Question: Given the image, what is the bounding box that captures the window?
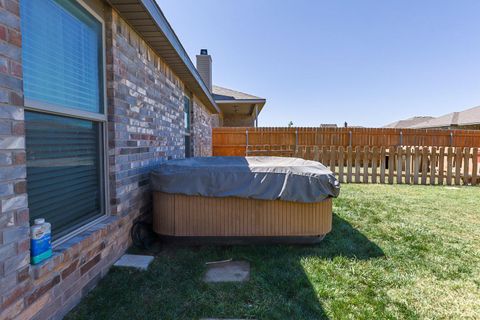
[21,0,104,114]
[184,96,191,131]
[184,96,192,157]
[25,112,103,237]
[21,0,106,239]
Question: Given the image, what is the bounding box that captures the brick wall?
[0,2,216,319]
[0,0,30,318]
[1,215,133,320]
[107,9,215,215]
[192,97,215,157]
[211,113,223,128]
[107,9,188,218]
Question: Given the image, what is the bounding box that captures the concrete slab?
[114,254,154,270]
[203,261,250,283]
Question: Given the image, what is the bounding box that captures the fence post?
[295,129,298,148]
[347,146,353,183]
[246,128,249,155]
[399,131,403,146]
[349,131,352,147]
[450,132,453,147]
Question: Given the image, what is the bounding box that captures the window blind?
[21,0,103,113]
[25,112,102,238]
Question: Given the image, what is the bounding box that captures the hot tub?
[151,157,340,244]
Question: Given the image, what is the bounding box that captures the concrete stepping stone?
[203,260,250,283]
[114,254,154,270]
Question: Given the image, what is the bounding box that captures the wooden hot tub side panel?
[153,192,332,237]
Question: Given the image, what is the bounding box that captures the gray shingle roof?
[410,105,480,128]
[383,116,434,128]
[212,85,265,101]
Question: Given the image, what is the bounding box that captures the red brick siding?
[0,0,29,318]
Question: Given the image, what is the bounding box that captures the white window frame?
[23,0,110,246]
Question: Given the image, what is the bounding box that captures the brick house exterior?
[0,1,221,319]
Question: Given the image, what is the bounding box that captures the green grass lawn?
[66,185,480,320]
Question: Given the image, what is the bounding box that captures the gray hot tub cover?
[151,156,340,203]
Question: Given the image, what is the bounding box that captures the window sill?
[53,215,109,248]
[31,215,118,280]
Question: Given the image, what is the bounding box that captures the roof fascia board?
[140,0,220,113]
[215,99,266,104]
[110,0,220,113]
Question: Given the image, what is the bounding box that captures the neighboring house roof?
[212,86,264,101]
[383,116,435,128]
[212,85,266,116]
[108,0,220,114]
[410,105,480,128]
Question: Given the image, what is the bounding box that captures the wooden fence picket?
[363,146,369,183]
[321,146,328,166]
[305,146,311,160]
[313,146,319,161]
[330,147,336,174]
[338,146,345,183]
[413,147,420,185]
[430,146,437,185]
[421,147,428,185]
[242,143,478,186]
[455,147,462,185]
[472,148,478,186]
[388,147,395,184]
[463,147,470,186]
[446,147,453,186]
[397,147,403,184]
[438,147,445,185]
[294,145,301,158]
[405,147,411,184]
[372,146,378,183]
[355,146,361,183]
[380,147,386,184]
[347,146,353,183]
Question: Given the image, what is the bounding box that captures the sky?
[157,0,480,127]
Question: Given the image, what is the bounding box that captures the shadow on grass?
[318,214,385,260]
[66,214,384,320]
[229,214,385,319]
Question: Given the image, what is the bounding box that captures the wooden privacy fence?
[247,145,479,186]
[213,127,480,156]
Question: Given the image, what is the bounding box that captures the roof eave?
[214,99,266,104]
[107,0,221,114]
[215,99,266,116]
